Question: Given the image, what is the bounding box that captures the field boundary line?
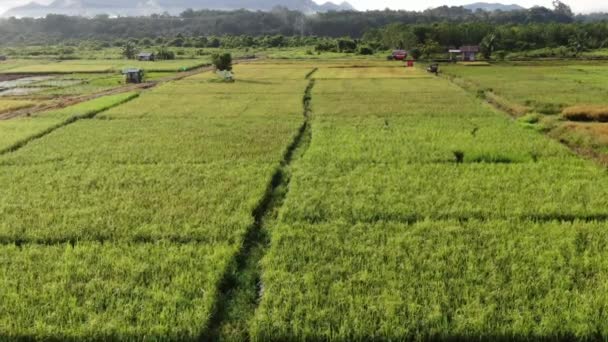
[0,93,140,156]
[305,67,318,79]
[203,72,316,341]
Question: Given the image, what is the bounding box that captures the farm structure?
[391,50,408,60]
[137,52,155,61]
[449,46,480,61]
[123,68,144,83]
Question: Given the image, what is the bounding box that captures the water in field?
[0,87,46,96]
[0,76,54,89]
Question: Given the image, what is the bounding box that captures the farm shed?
[137,52,155,61]
[460,46,480,61]
[123,68,144,84]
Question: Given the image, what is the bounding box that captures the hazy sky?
[0,0,605,14]
[334,0,606,13]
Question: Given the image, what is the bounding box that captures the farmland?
[246,64,608,340]
[0,62,310,338]
[442,62,608,162]
[0,58,209,74]
[1,58,608,340]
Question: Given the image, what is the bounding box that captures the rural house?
[137,52,155,61]
[391,50,407,60]
[123,68,144,83]
[449,46,480,61]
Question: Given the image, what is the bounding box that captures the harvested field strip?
[562,105,608,122]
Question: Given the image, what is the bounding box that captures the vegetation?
[0,92,138,154]
[0,99,34,113]
[0,63,311,338]
[2,50,608,340]
[251,62,608,340]
[442,61,608,160]
[212,53,233,71]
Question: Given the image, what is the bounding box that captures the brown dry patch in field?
[563,122,608,145]
[562,105,608,122]
[550,122,608,166]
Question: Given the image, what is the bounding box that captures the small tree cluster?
[212,53,233,71]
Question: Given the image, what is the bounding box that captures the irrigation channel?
[205,69,317,341]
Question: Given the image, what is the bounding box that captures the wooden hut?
[123,68,144,83]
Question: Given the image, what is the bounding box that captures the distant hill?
[463,2,526,12]
[3,0,356,17]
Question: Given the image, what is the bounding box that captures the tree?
[212,53,232,71]
[156,47,175,60]
[421,40,442,59]
[480,33,497,59]
[337,38,357,53]
[409,47,422,60]
[568,31,589,56]
[122,42,138,59]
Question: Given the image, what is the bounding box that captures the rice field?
[0,93,138,154]
[0,99,34,112]
[2,60,608,340]
[0,63,310,338]
[442,61,608,162]
[250,63,608,340]
[0,58,209,74]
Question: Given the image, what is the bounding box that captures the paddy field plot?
[0,92,138,154]
[0,58,209,74]
[251,63,608,340]
[0,63,312,338]
[2,60,608,340]
[442,62,608,112]
[442,61,608,162]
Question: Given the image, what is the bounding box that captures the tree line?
[1,1,607,58]
[0,2,606,43]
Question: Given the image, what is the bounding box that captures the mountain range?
[2,1,528,18]
[3,0,355,17]
[463,2,525,12]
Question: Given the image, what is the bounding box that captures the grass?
[0,242,234,340]
[0,59,210,74]
[0,99,34,112]
[253,219,608,340]
[3,58,608,340]
[0,92,138,154]
[0,63,312,338]
[250,63,608,340]
[442,61,608,160]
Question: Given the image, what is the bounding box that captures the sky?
[335,0,607,13]
[0,0,605,14]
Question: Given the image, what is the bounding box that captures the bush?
[337,39,357,53]
[212,53,232,71]
[409,47,422,60]
[156,47,175,60]
[358,46,374,55]
[315,42,336,53]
